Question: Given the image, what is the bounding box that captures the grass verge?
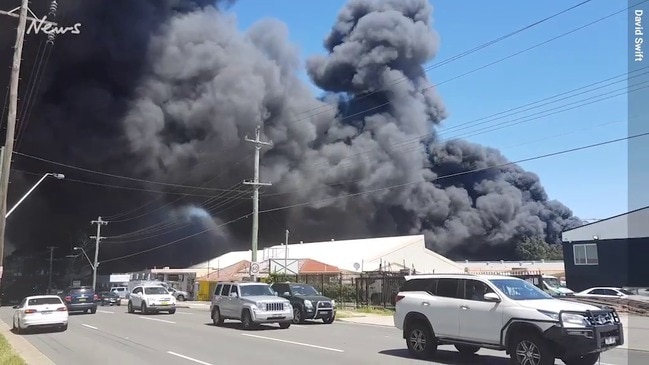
[0,332,27,365]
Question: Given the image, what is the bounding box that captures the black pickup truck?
[271,282,336,324]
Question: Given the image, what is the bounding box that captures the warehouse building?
[561,206,649,291]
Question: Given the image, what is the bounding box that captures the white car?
[575,287,648,301]
[127,285,176,314]
[12,295,68,333]
[393,274,624,365]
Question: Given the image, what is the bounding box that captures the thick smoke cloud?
[1,0,581,271]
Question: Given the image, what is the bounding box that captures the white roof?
[24,295,61,299]
[562,206,649,242]
[191,234,464,273]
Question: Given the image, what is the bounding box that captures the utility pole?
[0,0,28,287]
[47,246,57,293]
[243,126,272,282]
[89,217,108,291]
[284,229,289,276]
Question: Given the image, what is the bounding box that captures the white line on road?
[241,333,344,352]
[175,311,192,315]
[81,324,98,330]
[97,310,114,314]
[167,351,213,365]
[138,316,176,324]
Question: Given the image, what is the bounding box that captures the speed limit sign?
[250,263,260,274]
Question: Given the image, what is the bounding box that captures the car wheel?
[455,344,480,355]
[60,324,68,332]
[177,295,185,302]
[241,309,253,330]
[279,322,291,329]
[510,332,554,365]
[13,318,21,334]
[168,309,176,314]
[405,321,437,359]
[141,303,148,315]
[127,301,134,313]
[563,353,600,365]
[292,307,303,324]
[90,307,97,314]
[212,307,224,326]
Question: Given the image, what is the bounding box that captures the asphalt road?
[0,306,646,365]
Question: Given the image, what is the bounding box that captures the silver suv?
[210,281,293,329]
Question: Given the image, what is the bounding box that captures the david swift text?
[635,9,644,62]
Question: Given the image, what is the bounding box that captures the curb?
[335,317,393,327]
[0,320,55,365]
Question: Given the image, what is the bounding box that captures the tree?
[515,236,563,260]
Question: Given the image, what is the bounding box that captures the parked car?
[110,286,129,299]
[12,295,68,333]
[575,287,649,301]
[97,291,121,306]
[166,287,189,301]
[270,282,335,324]
[127,285,176,314]
[393,274,624,365]
[60,286,98,314]
[210,281,293,329]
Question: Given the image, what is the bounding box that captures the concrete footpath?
[0,320,54,365]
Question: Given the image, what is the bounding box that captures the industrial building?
[187,234,466,278]
[561,206,649,291]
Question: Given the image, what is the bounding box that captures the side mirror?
[484,292,501,302]
[12,305,18,309]
[282,292,290,297]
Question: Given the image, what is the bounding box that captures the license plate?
[604,337,616,345]
[161,301,168,305]
[78,298,86,302]
[41,311,52,315]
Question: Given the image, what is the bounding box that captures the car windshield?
[544,277,562,288]
[144,287,168,295]
[289,284,319,296]
[620,289,635,295]
[28,297,62,306]
[240,284,274,297]
[489,278,553,300]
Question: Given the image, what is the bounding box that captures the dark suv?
[270,282,336,324]
[60,286,98,314]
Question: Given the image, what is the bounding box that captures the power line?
[12,151,246,193]
[100,132,645,262]
[281,1,637,131]
[291,0,594,120]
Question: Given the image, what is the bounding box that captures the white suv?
[127,285,176,315]
[393,274,624,365]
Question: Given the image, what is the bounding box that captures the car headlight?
[331,300,336,307]
[561,313,589,328]
[304,300,313,308]
[537,310,560,321]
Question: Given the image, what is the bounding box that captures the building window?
[573,243,599,265]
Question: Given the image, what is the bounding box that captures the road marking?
[97,310,114,314]
[241,333,344,352]
[176,311,192,315]
[167,351,213,365]
[81,324,98,330]
[138,316,176,324]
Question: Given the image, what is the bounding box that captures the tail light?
[64,296,71,302]
[57,307,67,312]
[24,309,36,314]
[395,295,405,304]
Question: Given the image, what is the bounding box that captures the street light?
[74,246,98,290]
[5,172,65,218]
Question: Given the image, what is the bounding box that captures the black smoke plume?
[0,0,581,273]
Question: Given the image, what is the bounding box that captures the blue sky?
[225,0,639,221]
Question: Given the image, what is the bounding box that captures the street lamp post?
[6,172,65,218]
